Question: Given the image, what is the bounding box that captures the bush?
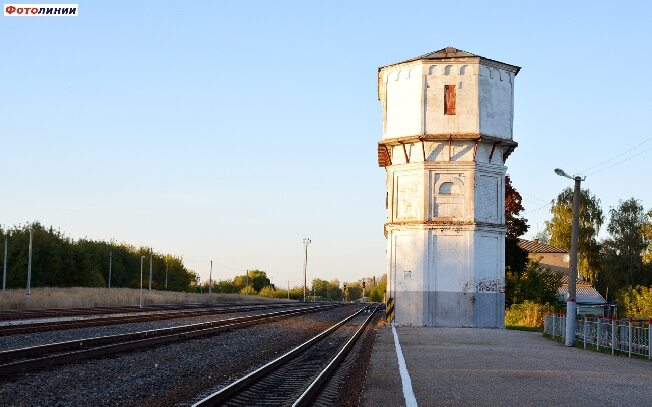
[505,301,555,328]
[616,285,652,319]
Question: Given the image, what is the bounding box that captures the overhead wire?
[520,138,650,218]
[523,201,553,215]
[584,146,652,176]
[578,137,651,176]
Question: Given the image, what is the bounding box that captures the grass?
[0,287,288,310]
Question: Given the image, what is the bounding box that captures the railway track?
[192,304,379,407]
[0,303,341,375]
[0,302,304,336]
[0,301,289,321]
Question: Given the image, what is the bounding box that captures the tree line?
[0,222,197,291]
[200,270,387,302]
[0,222,387,303]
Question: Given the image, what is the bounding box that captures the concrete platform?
[361,326,652,406]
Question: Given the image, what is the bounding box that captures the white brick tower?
[378,47,520,327]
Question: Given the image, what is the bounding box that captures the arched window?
[438,182,458,194]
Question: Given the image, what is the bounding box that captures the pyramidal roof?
[380,46,521,73]
[414,47,479,60]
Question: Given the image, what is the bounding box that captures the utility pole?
[302,238,311,302]
[209,260,213,294]
[566,175,582,346]
[245,270,249,294]
[139,256,145,308]
[3,236,7,291]
[555,168,584,347]
[165,262,168,289]
[148,250,153,291]
[287,280,290,300]
[26,230,33,298]
[108,250,112,288]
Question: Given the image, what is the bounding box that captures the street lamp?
[209,260,213,294]
[139,255,145,308]
[148,250,153,291]
[3,232,9,291]
[554,168,585,347]
[26,230,33,299]
[108,249,113,289]
[302,238,311,302]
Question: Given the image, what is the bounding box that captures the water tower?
[377,47,520,327]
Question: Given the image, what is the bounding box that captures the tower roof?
[380,46,521,74]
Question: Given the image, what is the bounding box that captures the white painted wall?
[384,65,423,138]
[478,64,514,139]
[381,60,516,140]
[424,63,478,135]
[430,230,470,293]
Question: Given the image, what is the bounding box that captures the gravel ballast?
[0,304,308,352]
[0,304,363,406]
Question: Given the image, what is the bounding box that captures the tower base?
[393,290,504,328]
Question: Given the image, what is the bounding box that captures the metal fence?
[543,314,651,359]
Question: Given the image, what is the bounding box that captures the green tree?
[503,176,531,306]
[599,199,651,292]
[311,279,343,301]
[343,281,362,301]
[546,187,604,282]
[211,279,241,293]
[233,270,270,293]
[644,209,652,265]
[369,274,387,302]
[616,285,652,319]
[505,175,529,274]
[505,260,562,306]
[287,287,304,300]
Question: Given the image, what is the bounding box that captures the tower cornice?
[377,133,517,148]
[377,134,517,167]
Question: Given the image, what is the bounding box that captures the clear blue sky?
[2,1,651,286]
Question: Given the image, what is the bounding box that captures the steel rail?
[192,305,373,407]
[0,304,340,375]
[0,303,229,321]
[0,303,302,336]
[0,301,294,320]
[292,306,379,406]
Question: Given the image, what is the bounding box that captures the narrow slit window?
[444,85,456,115]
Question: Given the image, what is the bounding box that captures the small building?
[517,238,569,273]
[560,275,609,316]
[518,239,607,316]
